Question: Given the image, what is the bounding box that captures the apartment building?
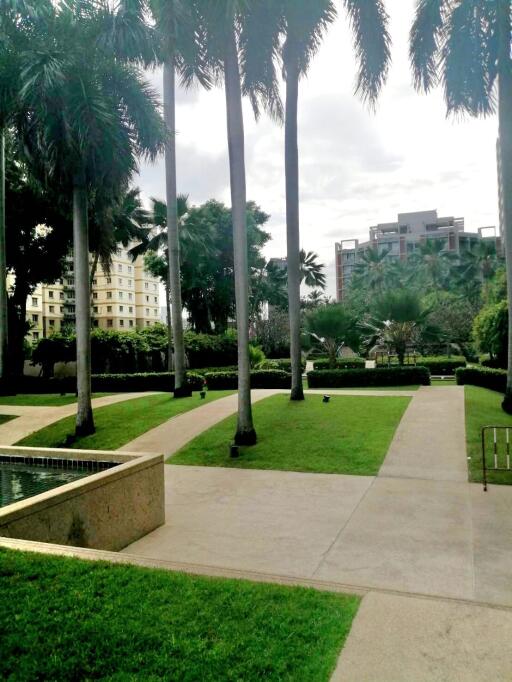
[335,210,501,301]
[19,245,160,342]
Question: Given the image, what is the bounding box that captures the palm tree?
[299,249,327,289]
[352,246,392,292]
[0,1,52,386]
[20,1,165,435]
[305,303,357,368]
[410,0,512,411]
[277,0,391,401]
[411,238,456,291]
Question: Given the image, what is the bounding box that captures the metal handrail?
[481,426,511,491]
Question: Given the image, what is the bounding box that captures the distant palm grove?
[1,0,512,447]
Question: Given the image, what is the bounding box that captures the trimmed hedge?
[313,358,365,370]
[204,370,291,390]
[307,367,431,388]
[456,367,506,393]
[417,356,466,375]
[12,372,205,395]
[258,359,306,372]
[480,357,506,370]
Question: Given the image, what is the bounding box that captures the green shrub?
[249,345,266,368]
[184,332,238,369]
[204,370,291,390]
[257,358,306,372]
[307,367,430,388]
[14,372,205,394]
[417,356,466,374]
[313,358,365,370]
[456,366,506,393]
[481,357,506,369]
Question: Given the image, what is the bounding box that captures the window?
[119,319,124,327]
[32,314,38,322]
[145,282,149,289]
[146,308,150,316]
[107,319,113,328]
[59,292,64,300]
[129,306,133,313]
[128,279,132,287]
[32,297,38,306]
[146,295,149,303]
[118,264,122,272]
[146,321,150,327]
[129,320,134,328]
[154,297,158,304]
[154,310,158,316]
[60,307,64,313]
[106,277,111,284]
[107,292,112,299]
[92,292,98,299]
[49,319,55,327]
[118,278,123,285]
[119,305,124,312]
[48,291,54,299]
[33,332,39,340]
[119,292,123,299]
[93,306,98,314]
[93,320,99,328]
[92,279,97,285]
[67,278,74,285]
[128,293,133,301]
[49,305,55,313]
[107,306,112,313]
[153,284,157,291]
[128,265,132,274]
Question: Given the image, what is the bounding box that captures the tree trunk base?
[0,378,15,396]
[502,391,512,414]
[75,417,95,437]
[174,384,192,398]
[290,385,305,401]
[234,428,257,446]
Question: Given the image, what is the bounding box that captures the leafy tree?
[411,238,456,291]
[305,303,358,369]
[254,308,290,359]
[5,141,72,376]
[409,0,512,409]
[424,291,477,358]
[473,301,508,368]
[20,1,166,435]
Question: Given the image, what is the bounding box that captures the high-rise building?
[335,210,501,301]
[13,245,160,342]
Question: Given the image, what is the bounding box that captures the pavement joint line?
[310,476,378,579]
[2,536,512,614]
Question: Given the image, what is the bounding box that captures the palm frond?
[410,0,448,92]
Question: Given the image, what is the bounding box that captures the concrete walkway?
[0,392,158,444]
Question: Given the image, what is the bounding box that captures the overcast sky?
[137,0,499,298]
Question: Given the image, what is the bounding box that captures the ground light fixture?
[200,390,206,399]
[230,444,239,458]
[323,395,331,403]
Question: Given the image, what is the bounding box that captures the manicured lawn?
[465,385,512,485]
[0,415,16,426]
[0,549,359,681]
[17,391,233,451]
[171,393,410,475]
[316,385,420,391]
[431,379,457,386]
[0,393,111,407]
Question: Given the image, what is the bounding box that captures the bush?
[184,332,238,369]
[481,356,506,369]
[472,301,507,367]
[456,366,506,393]
[204,370,291,390]
[257,358,306,372]
[313,358,365,370]
[307,366,431,388]
[416,356,466,375]
[13,372,205,394]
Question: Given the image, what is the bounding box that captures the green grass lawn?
[17,391,233,451]
[0,393,111,407]
[0,549,359,682]
[171,393,410,475]
[465,385,512,485]
[431,379,457,386]
[312,385,420,391]
[0,415,16,426]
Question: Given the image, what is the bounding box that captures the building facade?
[335,210,501,301]
[13,246,160,343]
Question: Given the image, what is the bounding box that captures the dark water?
[0,462,90,508]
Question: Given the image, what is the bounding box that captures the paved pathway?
[0,392,158,445]
[120,385,512,680]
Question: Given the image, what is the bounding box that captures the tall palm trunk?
[0,131,8,388]
[163,60,189,397]
[73,173,94,435]
[165,275,173,372]
[498,0,512,412]
[224,24,256,445]
[284,49,304,401]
